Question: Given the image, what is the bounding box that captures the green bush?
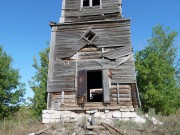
[135,25,180,115]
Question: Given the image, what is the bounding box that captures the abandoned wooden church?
[47,0,140,111]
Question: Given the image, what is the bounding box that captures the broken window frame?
[82,29,98,43]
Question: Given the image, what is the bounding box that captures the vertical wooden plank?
[131,84,138,108]
[75,52,79,91]
[100,0,102,9]
[77,70,87,103]
[61,91,64,103]
[47,26,56,92]
[117,83,119,104]
[103,69,110,103]
[90,0,92,7]
[60,0,66,23]
[80,0,83,11]
[136,83,141,107]
[47,93,52,110]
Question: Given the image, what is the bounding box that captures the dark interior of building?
[87,70,103,102]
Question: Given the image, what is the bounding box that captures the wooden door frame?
[77,69,110,104]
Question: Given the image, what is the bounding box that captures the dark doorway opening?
[87,70,103,102]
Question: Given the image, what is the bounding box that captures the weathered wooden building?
[47,0,140,111]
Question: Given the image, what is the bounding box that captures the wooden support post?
[60,0,65,23]
[131,84,139,108]
[75,52,79,91]
[136,83,141,107]
[103,69,110,103]
[117,83,119,104]
[47,93,52,110]
[80,0,83,11]
[61,91,64,103]
[101,47,104,59]
[100,0,102,9]
[91,114,96,126]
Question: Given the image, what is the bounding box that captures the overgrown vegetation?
[114,109,180,135]
[0,46,25,119]
[29,46,49,116]
[135,25,180,115]
[1,108,179,135]
[0,107,42,135]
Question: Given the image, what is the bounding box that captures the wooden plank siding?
[47,57,136,92]
[62,0,122,23]
[49,84,135,110]
[47,0,139,110]
[53,19,131,59]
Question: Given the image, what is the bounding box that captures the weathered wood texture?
[53,19,131,59]
[49,84,135,111]
[49,92,76,110]
[47,20,135,93]
[47,58,136,92]
[62,0,122,23]
[47,0,139,110]
[131,84,138,108]
[103,70,110,103]
[110,84,132,106]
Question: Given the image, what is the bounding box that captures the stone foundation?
[42,110,146,124]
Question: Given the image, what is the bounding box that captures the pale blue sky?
[0,0,179,100]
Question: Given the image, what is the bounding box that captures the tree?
[135,25,180,115]
[29,46,49,116]
[175,58,180,87]
[0,46,25,119]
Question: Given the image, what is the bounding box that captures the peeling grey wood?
[47,0,139,110]
[63,0,122,23]
[103,70,110,103]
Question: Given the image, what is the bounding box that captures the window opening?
[82,29,97,43]
[85,31,95,41]
[83,0,90,7]
[92,0,100,6]
[87,70,103,102]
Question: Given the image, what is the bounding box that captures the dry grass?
[0,118,43,135]
[0,108,45,135]
[114,109,180,135]
[1,108,180,135]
